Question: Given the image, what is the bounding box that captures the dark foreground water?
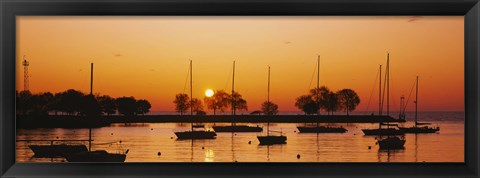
[16,112,464,162]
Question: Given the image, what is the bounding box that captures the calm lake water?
[16,112,464,162]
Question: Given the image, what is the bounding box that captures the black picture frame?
[1,0,479,177]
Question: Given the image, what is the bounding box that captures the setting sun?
[205,89,214,97]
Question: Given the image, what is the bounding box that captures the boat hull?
[65,151,126,162]
[362,128,405,136]
[29,144,88,157]
[398,127,439,133]
[174,131,217,140]
[297,126,347,133]
[377,137,406,149]
[212,125,263,132]
[257,135,287,145]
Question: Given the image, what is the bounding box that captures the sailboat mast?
[317,55,320,126]
[379,65,382,115]
[386,53,390,115]
[232,61,236,126]
[268,66,270,104]
[190,60,193,129]
[89,63,93,151]
[90,63,94,96]
[267,66,270,136]
[317,55,320,89]
[415,76,418,127]
[190,60,193,116]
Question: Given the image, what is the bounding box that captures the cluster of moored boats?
[25,54,440,162]
[26,128,128,162]
[172,55,440,151]
[361,54,440,150]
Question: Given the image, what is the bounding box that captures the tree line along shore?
[17,86,361,117]
[16,86,399,129]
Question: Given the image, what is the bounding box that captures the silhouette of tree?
[261,101,279,115]
[16,90,32,115]
[96,95,117,116]
[295,95,319,115]
[115,96,137,116]
[80,94,102,117]
[57,89,85,115]
[174,93,189,115]
[31,92,55,115]
[337,89,361,116]
[324,91,340,115]
[309,86,330,114]
[204,90,229,115]
[50,92,63,115]
[231,91,248,114]
[136,99,151,116]
[190,98,204,115]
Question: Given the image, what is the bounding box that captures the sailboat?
[362,53,405,136]
[213,61,263,132]
[64,129,128,162]
[174,60,217,139]
[297,55,347,133]
[29,142,88,158]
[257,66,287,145]
[376,136,406,150]
[398,76,440,133]
[65,63,128,162]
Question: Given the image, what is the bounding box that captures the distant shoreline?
[17,114,405,129]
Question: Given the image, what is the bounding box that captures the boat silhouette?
[397,76,440,133]
[377,136,406,150]
[297,55,347,133]
[29,144,87,158]
[65,63,128,162]
[175,60,217,140]
[362,53,405,136]
[212,61,263,133]
[175,128,217,140]
[65,149,127,162]
[257,131,286,145]
[257,66,287,145]
[297,125,347,133]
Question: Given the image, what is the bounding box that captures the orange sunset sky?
[16,16,464,113]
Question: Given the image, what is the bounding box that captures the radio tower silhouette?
[22,55,29,91]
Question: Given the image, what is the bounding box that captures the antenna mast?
[22,56,30,91]
[400,95,405,120]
